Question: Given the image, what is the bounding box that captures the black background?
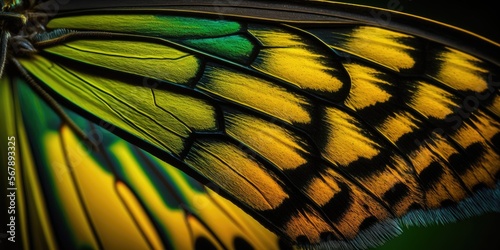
[339,0,500,43]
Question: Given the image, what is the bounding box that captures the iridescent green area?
[48,15,242,38]
[47,15,255,64]
[180,35,254,63]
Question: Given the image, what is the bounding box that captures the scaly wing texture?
[5,74,281,250]
[7,0,500,249]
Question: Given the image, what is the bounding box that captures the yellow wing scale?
[249,25,350,100]
[225,112,309,170]
[309,26,419,72]
[343,63,392,111]
[199,66,312,125]
[185,139,289,211]
[431,47,491,93]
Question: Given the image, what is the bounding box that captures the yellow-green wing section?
[43,39,201,86]
[12,76,280,249]
[19,52,217,157]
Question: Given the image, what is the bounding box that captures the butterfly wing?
[4,0,500,249]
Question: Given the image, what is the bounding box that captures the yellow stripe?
[62,128,151,249]
[46,131,100,248]
[200,66,311,124]
[206,189,280,249]
[225,112,308,170]
[330,26,416,71]
[379,111,420,143]
[409,81,458,120]
[433,47,489,92]
[323,108,380,166]
[284,207,335,243]
[452,124,498,187]
[487,95,500,116]
[185,140,289,211]
[254,47,344,92]
[153,89,217,131]
[304,174,341,207]
[112,142,193,249]
[116,181,165,250]
[249,26,346,94]
[410,139,467,208]
[470,110,500,143]
[344,63,392,110]
[18,122,58,249]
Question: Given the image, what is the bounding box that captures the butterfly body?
[1,1,499,249]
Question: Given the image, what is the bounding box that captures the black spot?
[440,199,456,208]
[472,182,489,193]
[464,142,485,162]
[296,235,310,245]
[383,182,409,207]
[283,161,328,190]
[449,142,487,175]
[408,203,423,211]
[322,182,352,223]
[492,132,500,150]
[259,199,319,238]
[449,152,472,175]
[397,126,431,152]
[233,237,253,250]
[359,216,379,231]
[418,162,444,190]
[195,237,217,250]
[278,238,294,250]
[344,154,389,177]
[320,232,338,242]
[464,97,480,111]
[351,100,399,127]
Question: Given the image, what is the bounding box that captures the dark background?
[338,0,500,43]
